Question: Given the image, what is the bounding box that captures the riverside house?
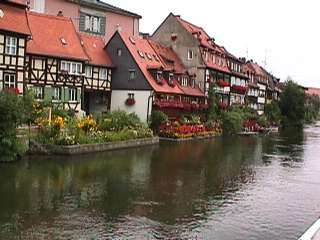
[0,0,114,115]
[106,31,206,121]
[27,0,141,42]
[0,0,31,95]
[152,13,249,109]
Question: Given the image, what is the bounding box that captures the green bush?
[265,102,281,124]
[150,110,168,132]
[222,111,243,135]
[279,80,305,127]
[99,110,141,132]
[0,92,25,161]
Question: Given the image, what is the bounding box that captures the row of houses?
[0,0,282,121]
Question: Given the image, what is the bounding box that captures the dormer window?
[156,71,163,82]
[138,51,145,58]
[168,73,174,85]
[191,79,196,88]
[181,77,188,87]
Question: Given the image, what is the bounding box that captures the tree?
[279,80,306,127]
[207,83,220,121]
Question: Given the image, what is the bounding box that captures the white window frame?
[85,14,101,33]
[5,36,17,55]
[34,86,44,100]
[68,88,77,102]
[33,0,45,13]
[60,61,82,75]
[99,68,108,80]
[187,50,193,60]
[85,66,92,78]
[3,73,16,89]
[129,69,136,81]
[52,87,61,101]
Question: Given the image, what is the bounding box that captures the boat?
[299,218,320,240]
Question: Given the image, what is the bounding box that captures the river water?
[0,124,320,239]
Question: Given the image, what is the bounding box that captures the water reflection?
[0,125,318,239]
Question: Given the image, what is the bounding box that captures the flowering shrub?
[217,79,230,88]
[219,102,229,109]
[231,85,247,94]
[77,115,96,132]
[159,121,222,139]
[243,120,262,132]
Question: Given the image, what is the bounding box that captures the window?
[129,69,136,80]
[85,66,92,78]
[99,68,108,80]
[4,73,16,89]
[156,71,163,82]
[187,50,193,60]
[117,48,122,57]
[52,87,61,101]
[5,36,17,55]
[181,77,188,87]
[191,79,196,88]
[169,73,174,82]
[128,93,134,99]
[33,0,45,13]
[69,88,77,102]
[34,86,44,100]
[61,61,82,75]
[85,15,101,33]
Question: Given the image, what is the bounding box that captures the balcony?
[231,85,247,95]
[154,99,209,111]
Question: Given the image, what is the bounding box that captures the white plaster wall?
[110,90,153,122]
[258,97,266,104]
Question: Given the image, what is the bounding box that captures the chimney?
[57,11,63,17]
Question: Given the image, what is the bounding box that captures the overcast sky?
[106,0,319,87]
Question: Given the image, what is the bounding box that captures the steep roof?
[148,40,186,74]
[0,2,30,35]
[116,32,183,95]
[306,87,320,97]
[26,12,88,61]
[175,14,215,50]
[79,33,113,67]
[149,40,204,97]
[67,0,141,19]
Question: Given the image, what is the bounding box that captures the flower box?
[125,98,136,106]
[231,85,247,94]
[217,79,230,88]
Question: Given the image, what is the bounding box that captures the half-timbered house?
[0,0,30,94]
[151,13,248,109]
[25,12,89,112]
[79,33,113,115]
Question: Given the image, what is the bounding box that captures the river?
[0,124,320,239]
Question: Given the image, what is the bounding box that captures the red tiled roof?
[306,87,320,97]
[0,2,30,35]
[175,15,215,51]
[148,39,204,97]
[26,12,88,61]
[118,32,183,95]
[148,40,187,74]
[245,61,268,84]
[79,33,113,67]
[179,85,204,97]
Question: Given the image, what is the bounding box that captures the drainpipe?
[147,92,154,122]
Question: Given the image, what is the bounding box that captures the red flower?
[219,102,229,109]
[217,79,230,88]
[125,98,136,106]
[231,85,247,94]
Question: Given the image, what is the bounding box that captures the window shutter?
[64,88,69,102]
[79,12,86,32]
[100,16,106,36]
[77,88,81,101]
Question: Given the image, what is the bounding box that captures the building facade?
[0,1,30,95]
[27,0,141,42]
[106,31,206,121]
